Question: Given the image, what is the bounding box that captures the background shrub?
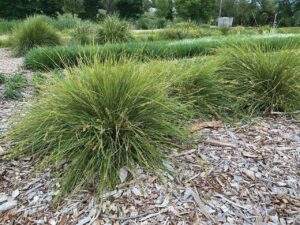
[96,15,133,44]
[9,60,186,198]
[220,44,300,114]
[135,17,167,30]
[41,14,81,30]
[159,22,204,40]
[12,15,62,55]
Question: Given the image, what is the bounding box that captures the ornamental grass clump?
[9,60,186,199]
[170,58,231,119]
[96,15,133,44]
[12,15,61,55]
[220,44,300,115]
[4,73,27,99]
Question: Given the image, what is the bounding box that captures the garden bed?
[1,48,300,224]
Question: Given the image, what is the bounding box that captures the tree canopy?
[174,0,216,22]
[0,0,300,27]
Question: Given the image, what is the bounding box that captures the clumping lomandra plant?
[4,73,27,99]
[12,15,61,55]
[9,59,186,199]
[169,58,232,119]
[96,14,133,44]
[219,44,300,115]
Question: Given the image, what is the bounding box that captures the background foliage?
[0,0,300,27]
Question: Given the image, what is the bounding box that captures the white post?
[219,0,223,18]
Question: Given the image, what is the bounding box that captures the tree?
[220,0,276,26]
[155,0,174,19]
[99,0,117,14]
[39,0,63,17]
[256,0,275,25]
[0,0,19,19]
[115,0,144,18]
[156,0,169,17]
[174,0,216,22]
[0,0,62,19]
[143,0,153,11]
[220,0,236,17]
[275,0,294,26]
[81,0,101,19]
[0,0,40,19]
[62,0,85,15]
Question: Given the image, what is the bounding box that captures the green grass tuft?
[9,60,187,199]
[11,15,62,55]
[219,26,230,36]
[0,19,20,34]
[0,73,5,84]
[220,44,300,115]
[4,73,27,99]
[170,58,232,119]
[96,15,133,44]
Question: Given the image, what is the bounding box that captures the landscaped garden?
[0,0,300,224]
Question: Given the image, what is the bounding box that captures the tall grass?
[4,73,27,99]
[170,58,231,119]
[40,14,82,30]
[96,15,133,44]
[71,23,96,45]
[158,22,204,40]
[25,34,300,70]
[219,44,300,114]
[9,60,186,199]
[0,19,20,34]
[0,73,5,84]
[11,15,62,55]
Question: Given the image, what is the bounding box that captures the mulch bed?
[1,48,299,225]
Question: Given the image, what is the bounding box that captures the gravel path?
[0,48,32,140]
[0,48,300,225]
[0,48,23,75]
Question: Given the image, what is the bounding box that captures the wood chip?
[191,121,223,131]
[204,139,237,148]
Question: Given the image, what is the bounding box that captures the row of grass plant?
[25,34,300,70]
[8,44,300,202]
